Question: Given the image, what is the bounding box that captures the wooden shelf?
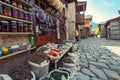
[0,47,36,60]
[34,4,40,9]
[0,32,33,35]
[55,44,73,62]
[0,1,32,14]
[0,15,32,24]
[17,0,33,8]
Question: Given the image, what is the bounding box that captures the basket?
[28,61,50,79]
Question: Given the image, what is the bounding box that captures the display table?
[54,43,73,69]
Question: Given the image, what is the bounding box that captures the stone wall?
[67,2,76,41]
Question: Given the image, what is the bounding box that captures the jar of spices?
[1,21,9,32]
[17,22,23,32]
[4,0,10,4]
[23,5,28,11]
[11,8,18,18]
[11,0,17,7]
[0,4,2,15]
[11,21,17,32]
[3,6,11,16]
[23,24,28,32]
[18,10,24,19]
[18,3,22,9]
[28,24,32,32]
[28,13,33,21]
[0,21,2,32]
[24,12,28,20]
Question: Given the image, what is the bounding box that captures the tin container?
[11,8,18,18]
[1,21,9,32]
[18,10,24,19]
[11,21,17,32]
[4,0,10,4]
[24,12,28,20]
[17,22,23,32]
[28,14,33,21]
[18,3,22,9]
[23,24,28,32]
[11,0,17,6]
[28,24,32,32]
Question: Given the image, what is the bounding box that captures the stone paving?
[74,38,120,80]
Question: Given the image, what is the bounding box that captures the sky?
[77,0,120,23]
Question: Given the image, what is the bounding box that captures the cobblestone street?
[75,38,120,80]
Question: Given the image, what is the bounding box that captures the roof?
[105,16,120,27]
[76,1,87,12]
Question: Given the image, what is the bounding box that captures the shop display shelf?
[16,0,33,8]
[0,1,32,14]
[0,47,36,60]
[0,15,32,24]
[55,45,73,62]
[0,32,33,35]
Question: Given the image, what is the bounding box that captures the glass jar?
[11,8,18,18]
[11,21,17,32]
[23,24,28,32]
[11,0,17,6]
[17,22,23,32]
[23,5,28,11]
[17,3,22,9]
[0,4,2,15]
[1,21,9,32]
[4,0,10,4]
[28,14,33,21]
[0,21,2,32]
[24,12,28,20]
[18,10,24,19]
[28,24,32,32]
[3,6,11,16]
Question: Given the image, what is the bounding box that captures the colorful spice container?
[1,21,9,32]
[11,0,17,6]
[24,12,28,20]
[0,21,2,32]
[28,24,32,32]
[3,5,11,16]
[4,0,11,4]
[18,10,24,19]
[17,22,23,32]
[28,13,33,21]
[23,23,28,32]
[11,21,17,32]
[0,4,2,15]
[17,3,22,9]
[11,8,18,18]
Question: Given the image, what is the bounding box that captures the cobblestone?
[90,65,108,80]
[81,68,96,77]
[77,72,90,80]
[103,69,120,79]
[75,38,120,80]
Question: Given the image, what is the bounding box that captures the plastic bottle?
[30,35,35,47]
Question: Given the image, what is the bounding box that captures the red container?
[28,14,33,21]
[24,12,28,20]
[18,10,24,19]
[11,8,18,18]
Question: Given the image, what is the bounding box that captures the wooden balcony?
[76,14,85,24]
